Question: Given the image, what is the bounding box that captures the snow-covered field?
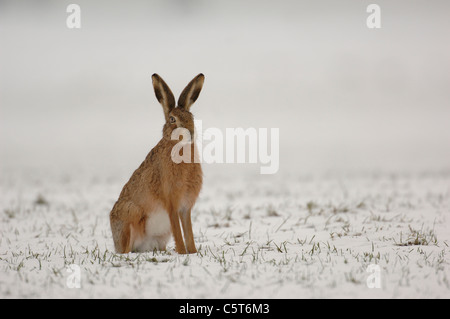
[1,0,450,300]
[1,166,449,298]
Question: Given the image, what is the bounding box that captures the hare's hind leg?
[110,202,143,254]
[110,215,132,253]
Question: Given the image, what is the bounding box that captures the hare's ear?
[152,74,176,121]
[178,74,205,111]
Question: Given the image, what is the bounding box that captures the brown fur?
[110,74,205,254]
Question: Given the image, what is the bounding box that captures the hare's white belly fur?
[132,209,171,252]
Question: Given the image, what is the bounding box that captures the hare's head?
[152,73,204,141]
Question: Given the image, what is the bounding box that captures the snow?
[1,166,449,298]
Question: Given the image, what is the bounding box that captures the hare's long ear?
[152,74,176,121]
[178,74,205,111]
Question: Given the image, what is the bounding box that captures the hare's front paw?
[187,248,197,255]
[175,244,187,255]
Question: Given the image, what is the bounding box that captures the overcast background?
[1,0,449,177]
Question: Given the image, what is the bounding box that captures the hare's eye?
[169,116,176,123]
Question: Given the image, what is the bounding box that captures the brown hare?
[110,73,205,254]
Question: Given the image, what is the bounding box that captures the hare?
[110,73,205,254]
